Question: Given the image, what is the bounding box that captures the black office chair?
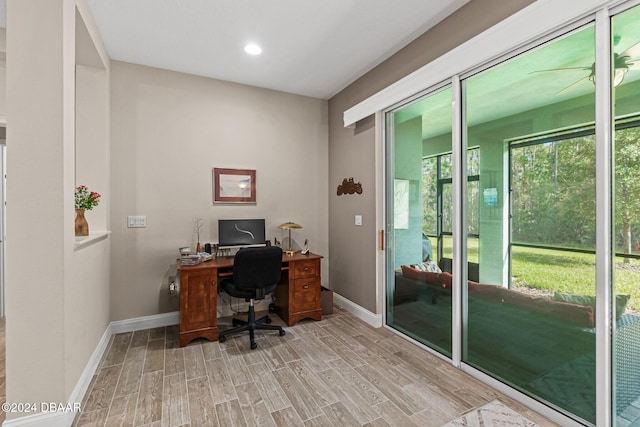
[218,246,286,349]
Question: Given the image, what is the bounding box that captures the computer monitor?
[218,219,266,249]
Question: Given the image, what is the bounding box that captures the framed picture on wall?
[213,168,256,203]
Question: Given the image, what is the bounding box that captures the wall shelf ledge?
[74,231,111,251]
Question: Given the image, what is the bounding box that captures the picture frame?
[213,168,256,203]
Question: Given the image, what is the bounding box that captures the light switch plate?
[128,215,146,228]
[355,215,362,226]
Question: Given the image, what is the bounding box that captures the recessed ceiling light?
[244,44,262,55]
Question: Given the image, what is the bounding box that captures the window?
[422,149,479,263]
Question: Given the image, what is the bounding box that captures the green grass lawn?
[512,246,640,313]
[432,237,640,313]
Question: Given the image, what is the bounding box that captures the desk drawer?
[292,277,320,312]
[291,259,320,279]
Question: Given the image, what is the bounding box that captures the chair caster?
[279,329,286,336]
[218,335,226,343]
[250,342,258,350]
[266,317,272,324]
[268,303,276,313]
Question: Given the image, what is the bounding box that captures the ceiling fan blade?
[619,40,640,59]
[625,56,640,70]
[530,66,592,74]
[555,76,591,95]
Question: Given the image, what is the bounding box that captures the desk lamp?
[278,222,302,256]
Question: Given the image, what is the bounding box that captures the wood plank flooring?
[73,307,558,427]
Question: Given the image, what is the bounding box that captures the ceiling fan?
[532,38,640,95]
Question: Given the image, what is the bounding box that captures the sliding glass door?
[386,87,453,356]
[612,5,640,426]
[385,4,640,424]
[463,23,597,424]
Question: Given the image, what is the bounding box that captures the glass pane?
[441,182,452,234]
[422,157,438,237]
[440,154,452,179]
[387,87,453,357]
[441,234,453,260]
[464,24,596,424]
[468,148,480,175]
[468,179,479,237]
[612,5,640,426]
[511,135,595,249]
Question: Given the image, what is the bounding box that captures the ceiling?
[0,0,469,99]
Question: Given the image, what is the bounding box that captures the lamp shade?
[278,222,302,255]
[278,222,302,230]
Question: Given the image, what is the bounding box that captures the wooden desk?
[177,252,323,347]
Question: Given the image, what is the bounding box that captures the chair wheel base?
[217,299,286,349]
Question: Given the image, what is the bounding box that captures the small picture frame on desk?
[213,168,256,203]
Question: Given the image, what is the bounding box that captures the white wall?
[0,27,5,119]
[75,63,109,232]
[109,61,329,321]
[66,0,111,398]
[6,0,71,411]
[5,0,111,418]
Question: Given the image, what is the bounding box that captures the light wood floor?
[73,307,558,427]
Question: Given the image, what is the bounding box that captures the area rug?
[441,400,538,427]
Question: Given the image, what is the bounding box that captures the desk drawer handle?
[303,267,310,271]
[303,285,309,289]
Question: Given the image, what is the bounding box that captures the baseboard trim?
[66,326,112,417]
[333,292,383,328]
[3,312,180,427]
[109,311,179,334]
[2,410,75,427]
